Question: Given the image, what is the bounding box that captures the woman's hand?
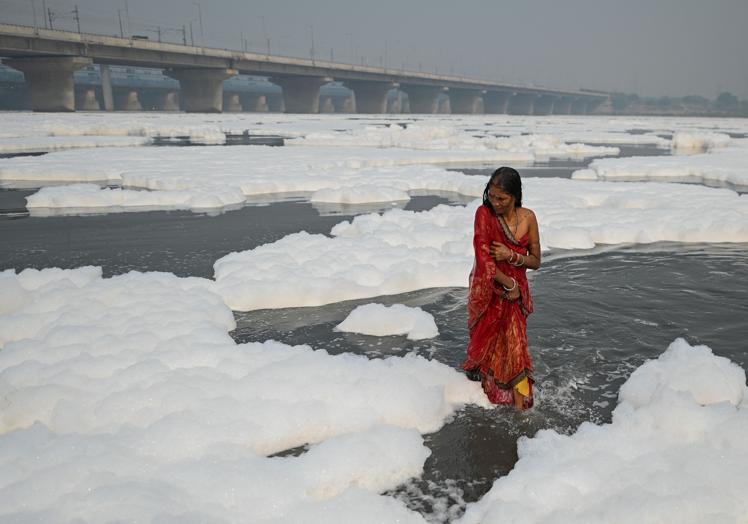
[505,287,521,301]
[490,241,513,262]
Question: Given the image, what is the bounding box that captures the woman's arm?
[488,209,542,270]
[494,268,521,301]
[522,210,542,270]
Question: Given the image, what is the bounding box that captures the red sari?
[463,204,535,407]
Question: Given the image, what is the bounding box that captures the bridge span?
[0,23,608,114]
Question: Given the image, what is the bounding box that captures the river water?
[1,142,746,522]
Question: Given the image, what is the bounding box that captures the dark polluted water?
[231,242,748,522]
[0,195,454,278]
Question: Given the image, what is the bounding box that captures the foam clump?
[2,145,499,212]
[215,178,748,311]
[458,338,748,524]
[0,267,487,522]
[0,135,150,154]
[335,303,439,340]
[311,185,411,204]
[573,138,748,189]
[26,183,247,215]
[671,131,731,152]
[290,125,618,159]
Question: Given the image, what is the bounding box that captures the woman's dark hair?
[482,166,523,208]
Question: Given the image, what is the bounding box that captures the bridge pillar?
[115,90,143,111]
[508,93,537,115]
[272,76,329,114]
[5,56,92,112]
[80,88,100,111]
[344,80,396,113]
[320,96,336,113]
[553,97,573,115]
[401,85,444,114]
[401,93,411,113]
[165,68,237,113]
[450,89,483,114]
[340,96,356,113]
[159,91,180,111]
[437,95,451,114]
[534,95,557,115]
[224,93,243,112]
[329,95,351,113]
[246,94,269,112]
[99,64,115,111]
[571,98,589,115]
[483,91,512,114]
[387,91,404,113]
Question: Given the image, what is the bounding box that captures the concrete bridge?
[0,23,608,114]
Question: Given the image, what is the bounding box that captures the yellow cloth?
[515,377,530,397]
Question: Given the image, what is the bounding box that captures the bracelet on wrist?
[502,277,517,292]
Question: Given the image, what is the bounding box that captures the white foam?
[25,183,247,215]
[573,139,748,189]
[671,131,731,152]
[3,145,505,212]
[0,267,487,522]
[214,178,748,311]
[311,185,411,204]
[2,112,747,145]
[458,339,748,523]
[289,124,619,159]
[4,114,748,213]
[0,135,151,154]
[335,303,439,340]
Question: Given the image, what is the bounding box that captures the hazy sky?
[3,0,747,98]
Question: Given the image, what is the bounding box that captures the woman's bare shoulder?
[520,207,537,222]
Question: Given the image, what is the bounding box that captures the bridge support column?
[437,95,451,114]
[387,91,405,113]
[344,80,396,113]
[330,95,351,113]
[115,90,143,111]
[483,91,512,114]
[340,95,355,113]
[401,85,443,114]
[224,93,243,112]
[508,93,537,115]
[165,68,237,113]
[571,98,588,115]
[553,97,573,115]
[534,95,557,115]
[246,94,269,112]
[272,76,329,114]
[401,93,411,113]
[80,88,100,111]
[320,96,336,113]
[5,56,92,112]
[99,64,114,111]
[450,89,483,114]
[159,91,180,111]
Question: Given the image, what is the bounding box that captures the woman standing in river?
[463,167,541,410]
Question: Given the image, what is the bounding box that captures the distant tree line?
[607,91,748,117]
